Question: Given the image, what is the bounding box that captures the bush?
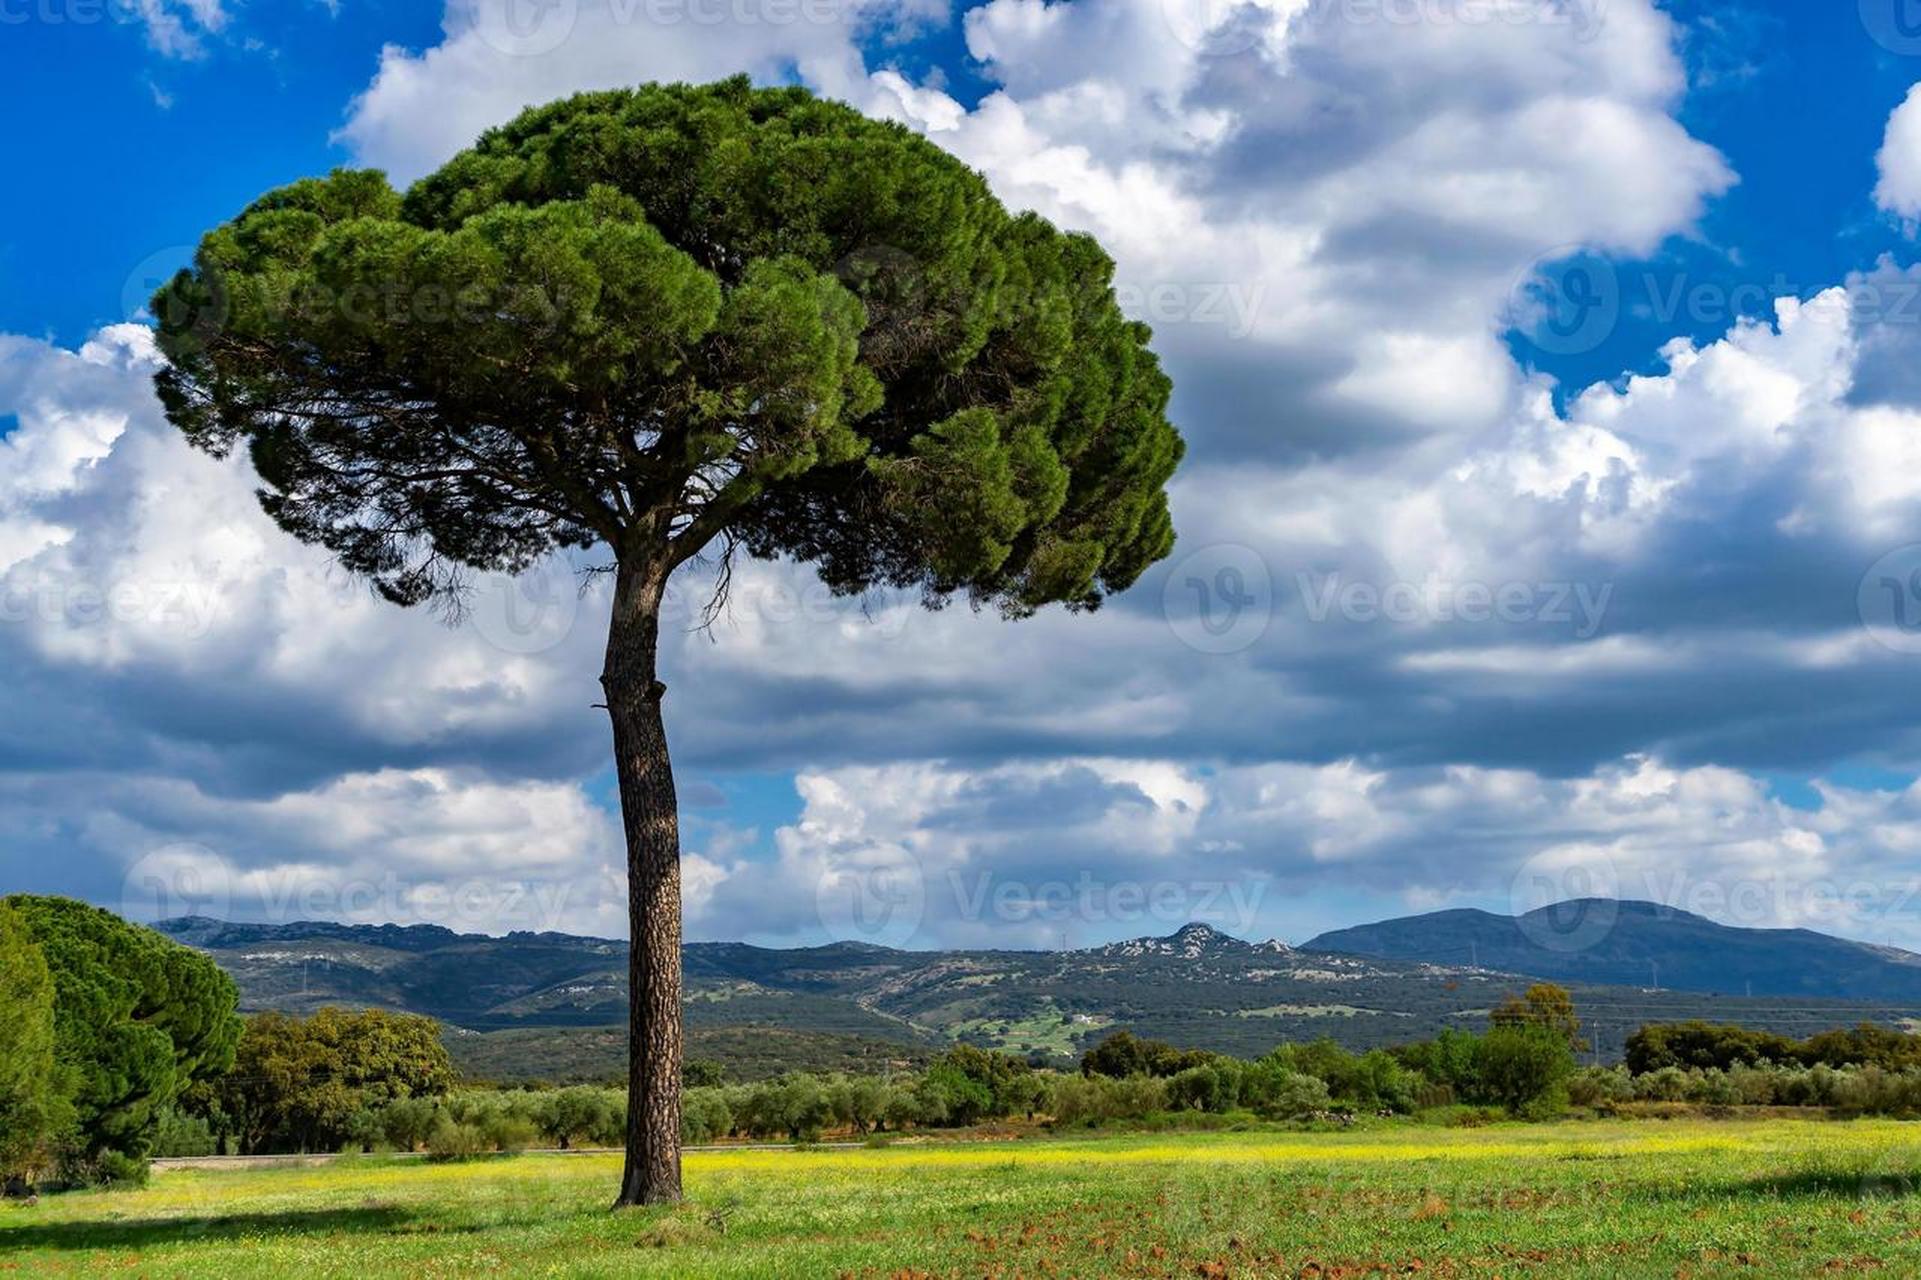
[535,1086,620,1149]
[425,1119,490,1161]
[1567,1066,1633,1109]
[149,1106,217,1158]
[381,1097,445,1152]
[1045,1073,1169,1127]
[343,1108,388,1153]
[681,1088,732,1145]
[1351,1051,1420,1113]
[482,1113,539,1152]
[1256,1070,1331,1121]
[56,1147,151,1188]
[1473,1026,1574,1115]
[1725,1064,1781,1106]
[1633,1067,1691,1103]
[1081,1032,1210,1080]
[1394,1030,1481,1098]
[1830,1066,1921,1117]
[1167,1063,1242,1113]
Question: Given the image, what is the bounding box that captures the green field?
[8,1120,1921,1277]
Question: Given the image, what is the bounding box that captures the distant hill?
[1305,899,1921,1004]
[154,913,1917,1081]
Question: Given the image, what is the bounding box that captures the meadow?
[8,1119,1921,1278]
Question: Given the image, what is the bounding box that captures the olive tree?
[152,77,1183,1205]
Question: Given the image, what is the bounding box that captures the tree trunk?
[603,560,684,1207]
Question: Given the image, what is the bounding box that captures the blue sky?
[5,4,1913,374]
[9,0,1921,951]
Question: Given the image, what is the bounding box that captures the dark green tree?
[1623,1020,1801,1074]
[1473,1025,1575,1115]
[1488,982,1587,1053]
[216,1007,455,1154]
[1081,1031,1211,1079]
[5,896,240,1178]
[150,78,1182,1204]
[1798,1023,1921,1070]
[0,902,71,1186]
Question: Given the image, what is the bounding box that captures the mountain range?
[1305,899,1921,1005]
[154,903,1921,1082]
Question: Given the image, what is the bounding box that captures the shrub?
[1473,1026,1574,1115]
[149,1106,217,1158]
[1081,1032,1211,1080]
[1566,1066,1633,1109]
[1633,1067,1691,1103]
[1167,1063,1242,1113]
[425,1119,490,1161]
[534,1086,619,1149]
[1256,1070,1331,1120]
[1394,1030,1481,1098]
[681,1088,733,1145]
[381,1097,445,1152]
[1045,1073,1169,1127]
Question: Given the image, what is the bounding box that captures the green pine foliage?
[3,896,240,1182]
[151,76,1183,616]
[0,902,71,1184]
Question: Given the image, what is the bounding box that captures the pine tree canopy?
[152,76,1184,615]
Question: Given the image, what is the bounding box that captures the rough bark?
[603,559,684,1207]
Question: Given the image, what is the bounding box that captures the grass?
[8,1119,1921,1276]
[947,1004,1104,1056]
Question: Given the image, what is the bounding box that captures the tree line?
[17,899,1921,1190]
